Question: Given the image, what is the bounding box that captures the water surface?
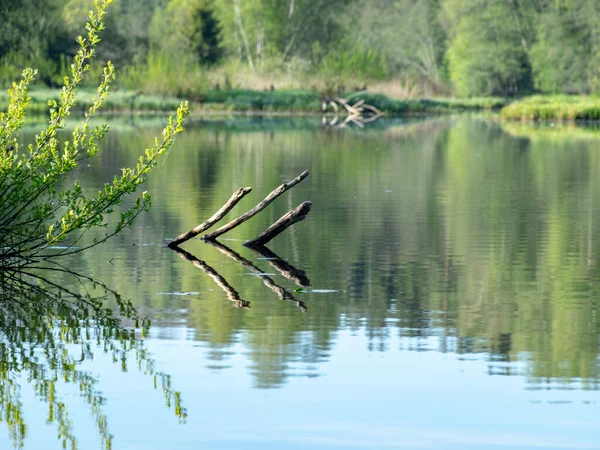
[3,117,600,449]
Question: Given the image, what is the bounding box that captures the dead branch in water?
[244,201,312,248]
[202,170,309,241]
[170,245,250,309]
[168,187,252,247]
[322,96,385,128]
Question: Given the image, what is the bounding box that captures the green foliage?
[0,87,182,114]
[0,0,71,87]
[315,45,388,81]
[4,0,600,98]
[529,2,600,94]
[120,50,208,96]
[443,0,533,97]
[149,0,223,66]
[0,2,190,447]
[0,0,190,270]
[501,95,600,121]
[343,0,447,88]
[190,0,223,65]
[197,88,321,111]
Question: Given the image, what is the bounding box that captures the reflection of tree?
[41,118,600,390]
[0,269,186,449]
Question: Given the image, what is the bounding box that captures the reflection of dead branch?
[206,240,307,312]
[249,245,310,287]
[322,96,385,128]
[202,171,309,242]
[244,201,312,248]
[167,173,311,311]
[170,245,250,309]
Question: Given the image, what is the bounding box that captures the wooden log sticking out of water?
[206,240,307,311]
[249,245,311,287]
[170,245,250,309]
[167,187,252,247]
[244,201,312,248]
[322,97,385,128]
[202,170,309,242]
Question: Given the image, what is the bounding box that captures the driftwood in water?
[206,240,307,311]
[244,201,312,248]
[249,245,310,287]
[323,96,385,128]
[202,170,309,241]
[168,187,252,247]
[170,245,250,309]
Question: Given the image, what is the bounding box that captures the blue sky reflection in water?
[3,118,600,449]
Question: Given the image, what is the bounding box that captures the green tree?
[443,0,534,96]
[190,0,223,65]
[150,0,223,66]
[342,0,447,88]
[529,0,600,94]
[0,0,71,86]
[0,0,189,269]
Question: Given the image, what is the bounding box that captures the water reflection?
[20,118,600,394]
[0,269,185,449]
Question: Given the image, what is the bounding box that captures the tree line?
[1,0,599,97]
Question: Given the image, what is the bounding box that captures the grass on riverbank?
[501,95,600,121]
[1,87,506,116]
[181,89,506,114]
[0,89,182,114]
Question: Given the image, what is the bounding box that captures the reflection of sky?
[4,329,599,450]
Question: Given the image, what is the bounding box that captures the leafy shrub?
[0,0,189,270]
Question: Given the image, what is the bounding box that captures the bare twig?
[202,171,309,241]
[168,187,252,247]
[244,201,312,248]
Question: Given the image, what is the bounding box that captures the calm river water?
[3,117,600,449]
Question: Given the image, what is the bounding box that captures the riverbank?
[500,95,600,121]
[1,87,506,116]
[0,89,182,115]
[7,88,600,121]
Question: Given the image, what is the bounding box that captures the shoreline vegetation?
[0,87,506,116]
[4,0,600,122]
[5,87,600,121]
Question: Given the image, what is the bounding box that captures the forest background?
[1,0,599,105]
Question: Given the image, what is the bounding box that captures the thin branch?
[244,201,312,248]
[168,187,252,247]
[202,170,309,241]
